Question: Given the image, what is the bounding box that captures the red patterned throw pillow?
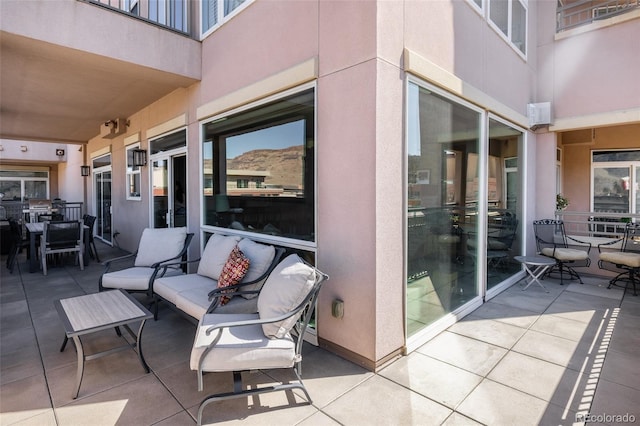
[217,246,250,305]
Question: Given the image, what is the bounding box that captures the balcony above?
[0,0,201,143]
[557,0,640,32]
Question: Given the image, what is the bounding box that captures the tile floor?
[1,243,639,425]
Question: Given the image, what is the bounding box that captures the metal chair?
[598,222,640,296]
[533,219,591,285]
[40,220,83,275]
[191,254,329,425]
[99,227,194,301]
[6,218,30,273]
[82,214,100,262]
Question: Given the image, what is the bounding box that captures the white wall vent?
[527,102,552,130]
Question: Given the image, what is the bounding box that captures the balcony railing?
[555,210,640,243]
[79,0,193,37]
[557,0,640,32]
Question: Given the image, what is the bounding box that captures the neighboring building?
[1,0,638,370]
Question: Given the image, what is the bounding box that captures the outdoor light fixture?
[80,165,90,177]
[132,148,147,167]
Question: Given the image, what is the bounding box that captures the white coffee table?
[54,289,153,398]
[515,255,556,293]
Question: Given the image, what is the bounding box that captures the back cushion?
[257,254,317,339]
[135,227,187,267]
[237,238,276,298]
[197,234,241,280]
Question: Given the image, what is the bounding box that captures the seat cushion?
[176,286,259,319]
[190,313,295,372]
[599,251,640,268]
[154,273,216,304]
[102,267,182,291]
[135,227,187,267]
[197,234,241,280]
[541,247,589,261]
[257,254,316,339]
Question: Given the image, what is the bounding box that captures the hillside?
[228,145,304,188]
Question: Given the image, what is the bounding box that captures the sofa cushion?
[257,254,316,339]
[135,227,187,267]
[218,246,250,305]
[191,313,295,372]
[238,238,276,300]
[102,266,183,291]
[154,274,216,305]
[176,286,259,319]
[197,234,241,280]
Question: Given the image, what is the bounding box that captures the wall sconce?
[132,148,147,167]
[80,165,90,177]
[20,146,28,152]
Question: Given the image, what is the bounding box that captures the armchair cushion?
[197,234,241,280]
[135,227,187,267]
[541,247,589,261]
[238,238,276,299]
[190,313,295,372]
[177,287,259,319]
[218,246,250,305]
[257,254,316,339]
[599,251,640,268]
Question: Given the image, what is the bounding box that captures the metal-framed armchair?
[82,214,100,262]
[597,222,640,296]
[533,219,591,285]
[99,227,194,301]
[191,254,329,425]
[40,220,84,275]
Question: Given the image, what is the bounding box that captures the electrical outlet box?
[331,299,344,319]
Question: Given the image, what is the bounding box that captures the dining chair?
[40,220,84,275]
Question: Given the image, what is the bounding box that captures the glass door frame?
[92,160,113,245]
[149,148,187,229]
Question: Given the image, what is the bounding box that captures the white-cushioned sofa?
[152,233,285,321]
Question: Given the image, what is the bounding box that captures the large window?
[0,169,49,201]
[592,150,640,213]
[202,0,249,36]
[202,87,315,243]
[488,0,527,55]
[407,81,524,340]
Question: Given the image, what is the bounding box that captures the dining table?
[25,222,90,273]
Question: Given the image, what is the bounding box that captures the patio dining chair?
[98,227,194,301]
[597,222,640,296]
[533,219,591,285]
[82,214,100,262]
[191,254,329,425]
[40,220,84,275]
[6,218,30,273]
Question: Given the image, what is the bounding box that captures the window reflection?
[202,89,315,242]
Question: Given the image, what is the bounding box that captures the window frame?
[126,143,143,201]
[201,0,253,39]
[487,0,528,58]
[199,82,317,251]
[591,149,640,214]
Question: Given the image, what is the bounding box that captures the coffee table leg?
[135,319,150,373]
[72,335,84,399]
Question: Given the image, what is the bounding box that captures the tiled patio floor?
[1,243,639,425]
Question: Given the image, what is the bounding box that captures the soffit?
[0,31,199,144]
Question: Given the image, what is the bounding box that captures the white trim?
[197,57,318,121]
[201,0,254,39]
[550,108,640,132]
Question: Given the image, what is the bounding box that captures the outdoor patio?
[1,242,638,425]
